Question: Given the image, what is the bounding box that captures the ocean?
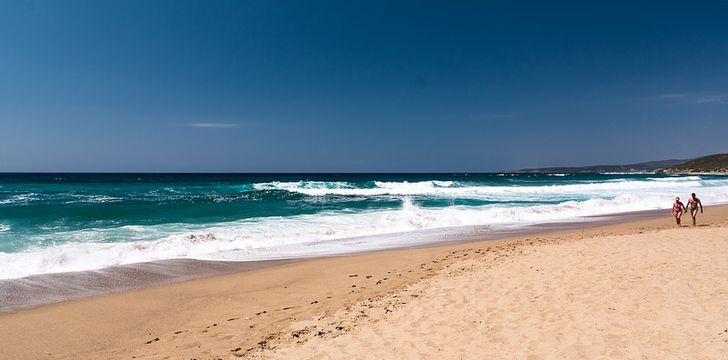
[1,173,727,280]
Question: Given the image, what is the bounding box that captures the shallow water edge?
[0,208,668,313]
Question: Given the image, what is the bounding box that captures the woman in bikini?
[672,196,686,226]
[686,193,703,226]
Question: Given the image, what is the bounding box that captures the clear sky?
[1,0,727,172]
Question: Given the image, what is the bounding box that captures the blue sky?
[1,0,727,172]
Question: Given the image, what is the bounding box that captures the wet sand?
[0,209,665,313]
[1,206,727,359]
[0,259,297,313]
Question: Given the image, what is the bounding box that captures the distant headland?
[512,153,728,174]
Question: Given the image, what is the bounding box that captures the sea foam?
[1,175,728,279]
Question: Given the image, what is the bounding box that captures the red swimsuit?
[673,202,683,213]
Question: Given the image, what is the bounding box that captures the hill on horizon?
[657,153,728,174]
[512,159,687,174]
[512,153,728,174]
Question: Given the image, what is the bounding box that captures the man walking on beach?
[687,193,703,226]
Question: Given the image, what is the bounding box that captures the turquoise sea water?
[1,173,727,279]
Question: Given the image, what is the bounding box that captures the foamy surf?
[1,173,727,279]
[251,177,706,197]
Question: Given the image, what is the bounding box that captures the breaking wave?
[2,174,728,279]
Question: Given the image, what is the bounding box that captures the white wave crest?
[253,181,357,191]
[2,175,728,280]
[647,176,702,182]
[0,193,39,205]
[65,195,123,204]
[249,177,718,199]
[3,181,728,280]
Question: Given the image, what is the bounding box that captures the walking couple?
[672,193,703,226]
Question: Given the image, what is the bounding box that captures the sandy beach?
[2,206,727,359]
[5,2,728,359]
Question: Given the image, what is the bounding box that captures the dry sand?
[2,206,728,359]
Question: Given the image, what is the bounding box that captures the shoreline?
[1,208,667,312]
[1,205,726,359]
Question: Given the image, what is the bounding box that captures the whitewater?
[1,173,727,280]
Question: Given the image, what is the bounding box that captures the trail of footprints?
[140,234,575,359]
[140,270,391,355]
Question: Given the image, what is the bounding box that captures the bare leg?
[676,212,682,226]
[691,209,698,226]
